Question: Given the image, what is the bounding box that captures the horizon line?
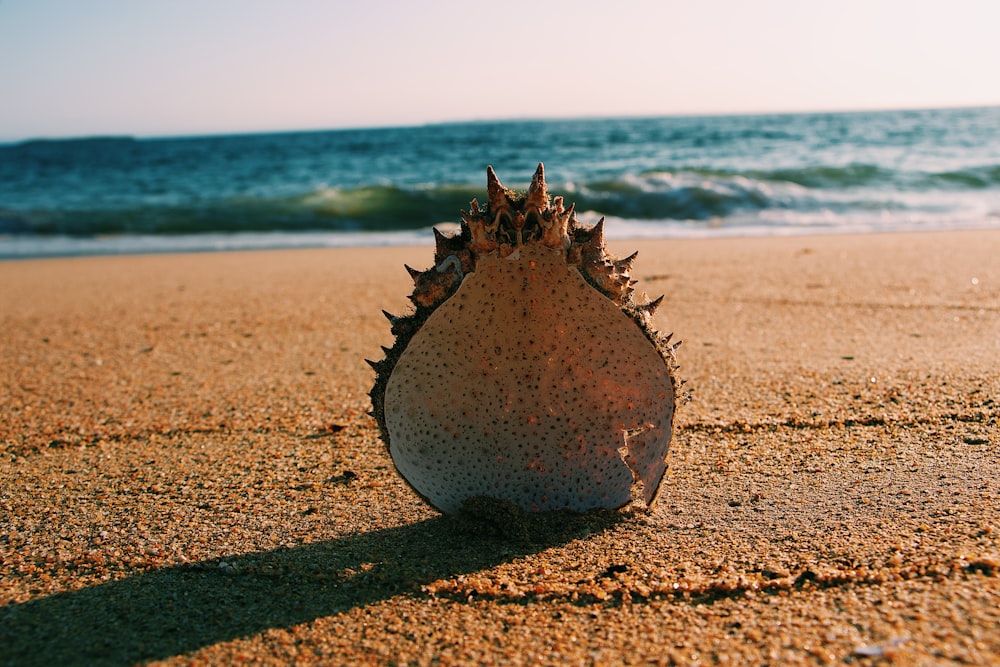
[3,101,999,145]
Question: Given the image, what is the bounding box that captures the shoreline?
[2,230,998,664]
[3,222,1000,262]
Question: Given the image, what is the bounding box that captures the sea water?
[1,106,998,259]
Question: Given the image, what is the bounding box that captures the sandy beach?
[1,230,998,665]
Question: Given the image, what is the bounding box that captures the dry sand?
[1,230,998,666]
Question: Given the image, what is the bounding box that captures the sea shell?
[369,164,680,513]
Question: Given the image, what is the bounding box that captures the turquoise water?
[1,106,998,258]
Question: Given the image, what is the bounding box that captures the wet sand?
[1,230,998,665]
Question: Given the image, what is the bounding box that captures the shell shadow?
[0,510,625,666]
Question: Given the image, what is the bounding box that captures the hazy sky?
[1,0,998,140]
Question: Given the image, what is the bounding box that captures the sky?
[1,0,998,141]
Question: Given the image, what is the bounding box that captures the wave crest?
[5,163,999,236]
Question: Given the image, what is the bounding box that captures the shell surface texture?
[369,164,680,514]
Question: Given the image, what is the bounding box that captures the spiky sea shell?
[369,164,680,513]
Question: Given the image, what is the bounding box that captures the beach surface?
[1,230,998,665]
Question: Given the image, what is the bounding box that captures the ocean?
[1,106,998,259]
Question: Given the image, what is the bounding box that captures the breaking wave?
[4,163,998,237]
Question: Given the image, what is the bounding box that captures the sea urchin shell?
[369,164,680,513]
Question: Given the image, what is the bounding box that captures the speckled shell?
[369,164,680,513]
